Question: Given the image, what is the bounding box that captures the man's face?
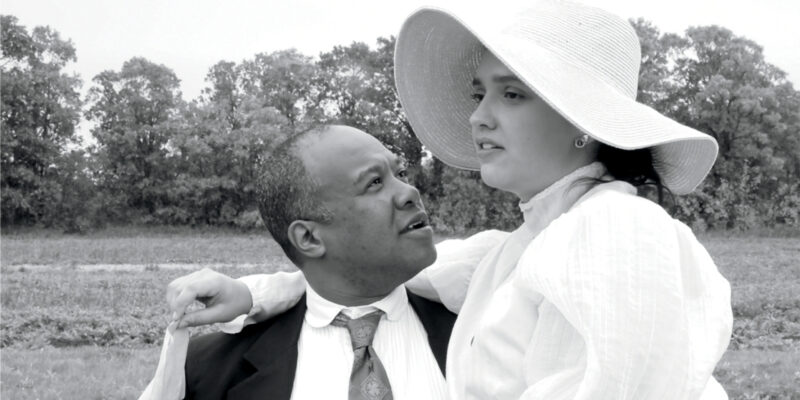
[302,126,436,295]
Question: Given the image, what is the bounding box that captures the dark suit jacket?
[184,291,456,400]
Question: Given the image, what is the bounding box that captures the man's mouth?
[400,212,430,234]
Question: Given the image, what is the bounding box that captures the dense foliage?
[2,16,798,233]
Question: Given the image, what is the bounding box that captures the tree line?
[2,15,798,233]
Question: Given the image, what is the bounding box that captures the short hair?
[257,127,333,264]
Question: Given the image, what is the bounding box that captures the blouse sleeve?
[221,229,508,330]
[514,192,732,399]
[220,271,307,333]
[406,229,509,313]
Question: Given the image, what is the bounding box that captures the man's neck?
[303,272,394,307]
[307,282,393,307]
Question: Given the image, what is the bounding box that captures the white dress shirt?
[291,285,448,400]
[139,284,448,400]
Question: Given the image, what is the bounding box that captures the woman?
[170,2,733,398]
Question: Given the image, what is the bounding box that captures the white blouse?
[443,163,732,399]
[223,163,734,399]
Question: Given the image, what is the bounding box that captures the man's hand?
[166,268,253,328]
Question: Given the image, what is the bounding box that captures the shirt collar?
[518,162,609,235]
[304,283,409,328]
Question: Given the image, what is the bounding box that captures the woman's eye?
[397,169,409,181]
[368,177,383,188]
[504,91,524,100]
[470,93,484,104]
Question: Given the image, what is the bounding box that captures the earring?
[574,134,589,149]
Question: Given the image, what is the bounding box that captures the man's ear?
[287,220,326,259]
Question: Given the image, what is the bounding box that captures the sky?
[3,0,799,103]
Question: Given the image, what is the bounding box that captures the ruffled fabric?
[445,163,732,399]
[513,185,732,399]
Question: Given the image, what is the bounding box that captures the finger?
[169,288,198,320]
[165,274,191,309]
[178,305,235,328]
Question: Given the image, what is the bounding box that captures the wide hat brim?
[394,6,718,195]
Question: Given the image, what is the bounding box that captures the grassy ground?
[0,226,286,266]
[1,229,798,399]
[1,347,160,400]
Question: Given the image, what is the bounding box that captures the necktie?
[331,310,393,400]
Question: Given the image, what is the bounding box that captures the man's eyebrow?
[354,165,382,186]
[353,156,405,186]
[472,75,523,86]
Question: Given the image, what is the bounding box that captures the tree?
[1,15,84,226]
[238,49,315,127]
[632,20,800,229]
[163,59,293,226]
[311,38,424,179]
[202,61,242,132]
[85,57,184,222]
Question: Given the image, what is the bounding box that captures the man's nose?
[394,178,422,209]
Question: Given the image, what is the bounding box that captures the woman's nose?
[469,98,496,131]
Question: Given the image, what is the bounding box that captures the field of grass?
[1,229,798,399]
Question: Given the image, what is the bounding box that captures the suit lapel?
[407,291,456,376]
[226,294,307,400]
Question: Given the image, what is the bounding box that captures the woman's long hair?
[595,144,671,205]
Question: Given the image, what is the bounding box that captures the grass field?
[1,229,799,399]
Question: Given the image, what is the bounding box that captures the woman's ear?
[287,220,326,259]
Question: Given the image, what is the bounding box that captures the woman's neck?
[518,162,607,234]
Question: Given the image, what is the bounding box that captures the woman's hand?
[166,268,253,328]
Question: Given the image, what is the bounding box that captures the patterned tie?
[331,310,393,400]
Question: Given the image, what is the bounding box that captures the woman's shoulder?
[571,181,670,222]
[533,181,687,252]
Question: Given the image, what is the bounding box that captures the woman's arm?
[168,229,509,331]
[406,229,509,313]
[166,269,305,331]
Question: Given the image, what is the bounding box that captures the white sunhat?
[394,0,718,195]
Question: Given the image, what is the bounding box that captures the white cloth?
[445,163,732,399]
[231,162,733,399]
[139,284,448,400]
[138,322,189,400]
[291,285,448,400]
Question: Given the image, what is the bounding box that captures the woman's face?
[469,52,596,201]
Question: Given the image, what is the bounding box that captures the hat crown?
[488,1,641,98]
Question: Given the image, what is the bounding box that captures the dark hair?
[257,127,333,263]
[595,144,671,205]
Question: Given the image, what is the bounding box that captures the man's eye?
[368,177,383,188]
[504,91,524,100]
[470,93,484,104]
[397,169,409,181]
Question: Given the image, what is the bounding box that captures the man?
[141,125,455,400]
